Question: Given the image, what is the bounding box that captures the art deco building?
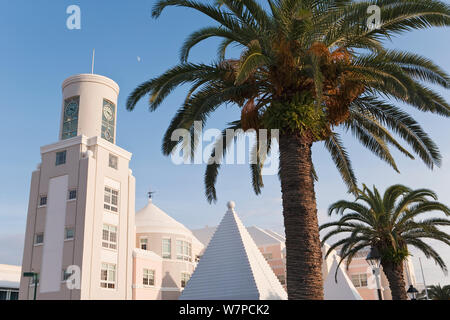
[19,74,136,300]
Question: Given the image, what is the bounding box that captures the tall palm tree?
[320,184,450,300]
[426,284,450,300]
[127,0,450,299]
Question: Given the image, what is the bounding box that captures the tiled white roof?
[324,257,363,300]
[180,202,287,300]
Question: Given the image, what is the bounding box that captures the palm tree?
[426,284,450,300]
[127,0,450,299]
[320,184,450,300]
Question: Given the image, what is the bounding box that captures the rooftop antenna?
[91,48,95,74]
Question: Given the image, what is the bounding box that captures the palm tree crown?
[127,0,450,200]
[425,284,450,300]
[321,184,450,299]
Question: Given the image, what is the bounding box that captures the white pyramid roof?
[135,199,194,238]
[180,202,287,300]
[324,257,363,300]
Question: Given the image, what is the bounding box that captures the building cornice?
[62,74,120,95]
[40,135,132,161]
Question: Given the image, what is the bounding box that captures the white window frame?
[109,154,118,170]
[34,233,44,245]
[181,272,190,288]
[102,224,118,250]
[143,269,155,287]
[100,263,116,289]
[65,227,75,240]
[140,238,148,250]
[176,239,192,262]
[104,186,119,213]
[68,189,77,201]
[55,150,67,166]
[38,195,47,207]
[162,238,171,259]
[351,273,368,288]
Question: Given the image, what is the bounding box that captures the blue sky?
[0,0,449,286]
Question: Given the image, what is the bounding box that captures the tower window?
[35,233,44,245]
[176,240,192,261]
[140,238,148,250]
[62,96,79,140]
[181,272,190,288]
[162,239,171,259]
[104,187,119,213]
[102,224,117,250]
[143,269,155,286]
[65,227,75,240]
[100,263,116,289]
[109,154,118,170]
[68,189,77,200]
[39,195,47,207]
[56,151,67,166]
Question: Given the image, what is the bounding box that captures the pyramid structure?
[180,202,287,300]
[324,257,363,300]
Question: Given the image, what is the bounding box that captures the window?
[39,195,47,207]
[176,240,192,261]
[102,224,117,250]
[104,187,119,213]
[62,96,79,140]
[35,233,44,245]
[109,154,118,170]
[162,239,171,259]
[277,275,286,285]
[68,189,77,200]
[181,272,190,288]
[351,273,368,288]
[65,227,74,240]
[56,151,67,166]
[100,263,116,289]
[10,291,18,300]
[263,253,273,261]
[140,238,148,250]
[143,269,155,286]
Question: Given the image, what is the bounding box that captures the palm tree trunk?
[381,259,408,300]
[279,131,324,300]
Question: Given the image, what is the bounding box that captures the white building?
[20,74,136,300]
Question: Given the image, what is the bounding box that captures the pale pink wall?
[132,254,162,300]
[258,244,286,290]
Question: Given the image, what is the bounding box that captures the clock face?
[65,101,78,117]
[104,128,112,140]
[103,105,113,121]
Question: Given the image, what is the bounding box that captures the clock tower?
[19,74,136,300]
